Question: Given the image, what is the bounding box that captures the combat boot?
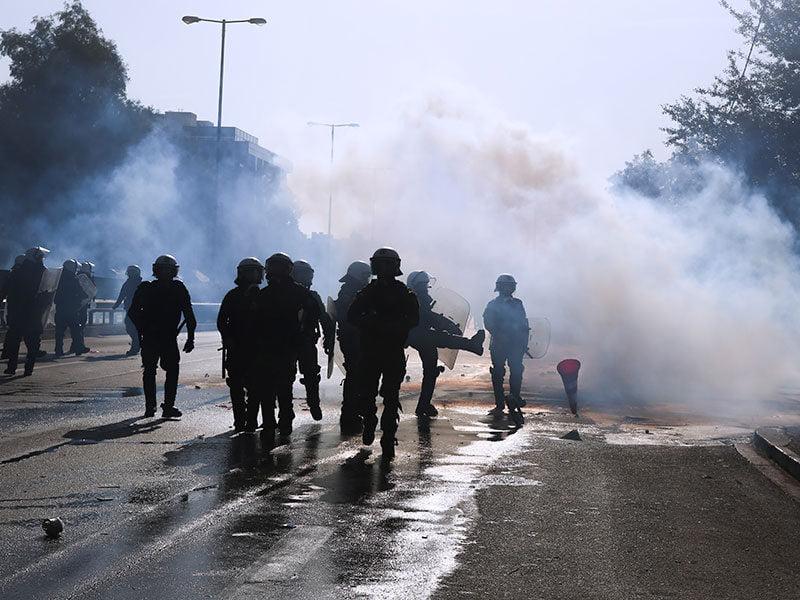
[161,404,182,419]
[380,434,397,460]
[469,330,486,355]
[362,414,378,445]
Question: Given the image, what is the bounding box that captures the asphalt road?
[1,332,799,599]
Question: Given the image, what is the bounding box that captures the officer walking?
[3,247,50,376]
[347,248,419,459]
[127,255,196,418]
[334,260,372,433]
[217,258,263,432]
[406,270,485,419]
[54,259,85,356]
[113,265,143,356]
[1,254,25,360]
[483,274,529,417]
[290,260,334,421]
[252,253,319,437]
[72,261,95,355]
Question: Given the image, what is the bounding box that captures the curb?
[753,427,800,483]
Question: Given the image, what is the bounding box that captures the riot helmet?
[126,265,142,278]
[407,270,435,292]
[153,254,179,279]
[62,259,79,274]
[495,273,517,295]
[339,261,372,286]
[265,252,293,282]
[291,260,315,288]
[24,246,50,263]
[236,257,264,285]
[370,247,402,278]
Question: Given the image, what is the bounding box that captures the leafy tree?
[0,1,154,259]
[615,1,800,224]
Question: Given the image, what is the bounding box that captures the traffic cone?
[556,359,581,416]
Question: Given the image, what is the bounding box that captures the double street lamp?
[181,15,266,245]
[307,122,360,237]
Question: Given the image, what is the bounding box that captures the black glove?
[183,338,195,353]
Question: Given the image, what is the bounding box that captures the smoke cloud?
[288,88,800,412]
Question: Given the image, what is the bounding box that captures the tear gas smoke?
[289,89,800,412]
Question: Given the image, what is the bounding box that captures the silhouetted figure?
[3,247,50,376]
[72,260,95,354]
[483,274,528,416]
[113,265,143,356]
[406,270,485,419]
[127,255,196,418]
[1,254,25,360]
[347,248,419,459]
[291,260,334,422]
[252,253,320,438]
[217,258,264,432]
[334,260,372,433]
[54,259,85,356]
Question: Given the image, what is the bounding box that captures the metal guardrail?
[1,300,222,329]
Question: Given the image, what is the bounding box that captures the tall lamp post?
[182,15,266,246]
[307,122,359,237]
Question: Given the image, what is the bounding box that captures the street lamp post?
[182,15,266,246]
[307,122,359,237]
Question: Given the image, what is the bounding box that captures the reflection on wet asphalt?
[0,404,529,600]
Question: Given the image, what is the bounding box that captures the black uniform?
[295,289,334,409]
[128,279,197,413]
[347,279,419,441]
[335,278,368,425]
[113,276,143,353]
[217,281,260,430]
[54,270,85,356]
[483,296,528,407]
[253,279,319,434]
[407,287,476,415]
[3,260,46,375]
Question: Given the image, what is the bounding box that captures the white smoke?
[288,88,800,411]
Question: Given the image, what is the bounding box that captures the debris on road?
[561,429,582,441]
[42,517,64,538]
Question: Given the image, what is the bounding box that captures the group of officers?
[1,246,531,459]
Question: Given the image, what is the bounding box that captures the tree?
[0,1,154,260]
[615,1,800,224]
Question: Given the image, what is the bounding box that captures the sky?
[1,0,749,197]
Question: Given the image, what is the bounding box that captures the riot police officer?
[72,260,95,354]
[406,270,485,418]
[252,253,319,437]
[290,260,334,421]
[3,247,50,376]
[54,259,84,356]
[127,255,196,418]
[483,274,529,416]
[335,260,372,433]
[347,248,419,459]
[1,255,25,360]
[113,265,143,356]
[217,258,263,432]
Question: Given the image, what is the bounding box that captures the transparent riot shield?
[525,317,551,359]
[77,273,97,309]
[37,268,62,330]
[429,287,471,370]
[327,296,346,377]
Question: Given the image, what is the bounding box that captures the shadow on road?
[63,416,165,442]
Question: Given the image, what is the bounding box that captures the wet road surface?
[1,332,800,599]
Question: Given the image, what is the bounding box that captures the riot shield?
[77,273,97,308]
[326,296,339,378]
[429,287,471,370]
[525,317,551,359]
[37,268,62,330]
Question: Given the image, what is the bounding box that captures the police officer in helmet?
[217,258,263,432]
[334,260,372,433]
[127,255,197,418]
[347,247,419,459]
[290,260,334,421]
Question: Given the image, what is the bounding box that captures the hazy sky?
[1,1,749,185]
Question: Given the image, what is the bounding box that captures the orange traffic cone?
[556,359,581,416]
